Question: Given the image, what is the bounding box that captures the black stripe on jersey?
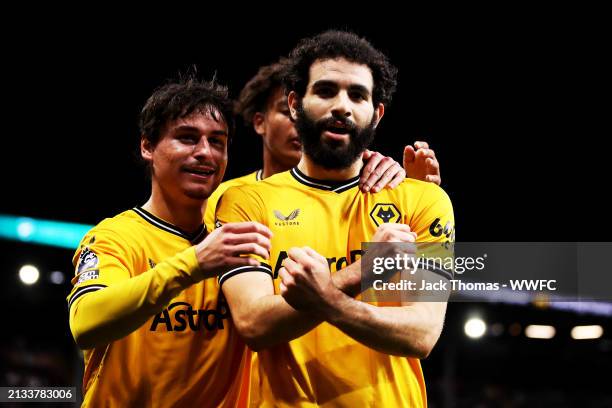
[68,284,107,309]
[133,207,207,243]
[256,169,263,181]
[331,178,360,193]
[190,227,207,245]
[290,167,360,193]
[425,266,454,281]
[218,263,273,287]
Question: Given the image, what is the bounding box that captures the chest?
[264,191,405,276]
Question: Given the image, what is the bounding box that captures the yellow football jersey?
[205,170,263,232]
[215,167,455,407]
[67,208,249,407]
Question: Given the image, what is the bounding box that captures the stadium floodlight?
[464,317,486,339]
[0,214,92,249]
[571,325,603,340]
[50,271,66,285]
[525,324,555,339]
[19,264,40,285]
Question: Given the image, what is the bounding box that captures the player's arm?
[220,261,363,350]
[216,186,376,350]
[280,186,454,357]
[279,245,447,358]
[69,222,271,349]
[325,293,447,359]
[276,225,444,358]
[221,223,415,350]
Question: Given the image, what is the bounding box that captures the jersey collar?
[132,207,207,244]
[290,167,360,193]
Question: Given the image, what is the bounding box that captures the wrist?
[318,284,346,323]
[332,263,361,297]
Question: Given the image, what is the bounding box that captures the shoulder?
[83,210,135,236]
[395,178,451,206]
[72,210,141,264]
[92,209,149,236]
[225,171,292,198]
[225,170,261,189]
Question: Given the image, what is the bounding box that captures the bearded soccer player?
[67,77,273,407]
[216,31,454,407]
[204,59,442,231]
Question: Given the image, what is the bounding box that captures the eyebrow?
[312,80,371,97]
[174,126,228,137]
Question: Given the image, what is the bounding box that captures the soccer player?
[216,31,454,406]
[204,59,441,231]
[67,77,273,407]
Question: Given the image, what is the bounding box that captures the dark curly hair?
[235,58,288,124]
[139,74,235,146]
[284,30,398,107]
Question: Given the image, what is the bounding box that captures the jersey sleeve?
[215,185,272,286]
[408,183,455,244]
[67,226,133,309]
[407,183,455,280]
[67,224,200,348]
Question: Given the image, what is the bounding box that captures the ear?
[252,112,266,136]
[372,103,385,128]
[288,91,299,121]
[141,136,154,162]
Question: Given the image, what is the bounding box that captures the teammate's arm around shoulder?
[69,222,271,349]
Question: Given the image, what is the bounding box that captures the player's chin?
[287,137,302,151]
[184,187,212,201]
[321,136,349,150]
[183,182,217,201]
[284,148,302,164]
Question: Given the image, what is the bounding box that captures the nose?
[192,137,211,161]
[331,91,352,119]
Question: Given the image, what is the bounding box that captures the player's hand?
[362,223,418,285]
[279,246,337,312]
[403,141,441,185]
[360,150,406,193]
[371,223,418,264]
[193,222,272,281]
[372,223,417,243]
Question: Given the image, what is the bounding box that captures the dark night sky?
[1,19,583,243]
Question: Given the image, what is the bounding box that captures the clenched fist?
[279,246,336,312]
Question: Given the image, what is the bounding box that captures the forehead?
[307,58,374,92]
[167,109,228,134]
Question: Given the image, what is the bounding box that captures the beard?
[294,104,376,170]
